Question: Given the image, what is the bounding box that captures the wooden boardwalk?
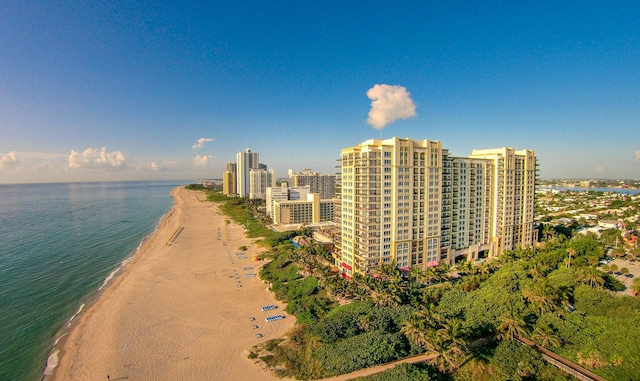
[516,335,608,381]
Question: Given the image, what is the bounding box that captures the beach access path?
[49,187,294,381]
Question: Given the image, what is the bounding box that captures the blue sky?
[1,1,639,184]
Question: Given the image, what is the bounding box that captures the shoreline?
[42,187,181,380]
[46,187,294,380]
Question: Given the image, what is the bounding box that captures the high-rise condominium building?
[222,170,236,195]
[289,169,336,199]
[249,168,276,200]
[222,161,238,195]
[469,148,537,252]
[338,137,536,277]
[237,149,259,197]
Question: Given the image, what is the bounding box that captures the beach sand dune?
[50,187,294,381]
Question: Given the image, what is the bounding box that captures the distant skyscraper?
[223,161,237,195]
[223,171,236,195]
[236,149,259,197]
[337,137,536,278]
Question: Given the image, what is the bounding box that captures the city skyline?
[1,2,639,184]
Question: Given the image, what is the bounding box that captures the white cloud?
[0,151,20,170]
[594,166,605,174]
[68,147,127,171]
[366,84,417,130]
[192,154,212,169]
[192,138,214,150]
[634,151,640,161]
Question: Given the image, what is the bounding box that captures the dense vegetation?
[201,188,640,380]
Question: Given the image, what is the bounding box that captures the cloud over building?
[366,84,416,130]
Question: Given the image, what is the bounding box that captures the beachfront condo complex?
[337,137,536,277]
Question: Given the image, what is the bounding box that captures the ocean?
[0,181,184,381]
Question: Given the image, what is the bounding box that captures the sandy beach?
[48,187,294,381]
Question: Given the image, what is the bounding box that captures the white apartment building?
[338,137,536,277]
[249,168,276,200]
[236,149,259,197]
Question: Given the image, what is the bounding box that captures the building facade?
[249,168,276,200]
[222,170,237,195]
[338,137,536,277]
[222,161,238,195]
[272,193,335,225]
[469,148,537,253]
[289,169,337,199]
[237,149,259,197]
[266,184,310,218]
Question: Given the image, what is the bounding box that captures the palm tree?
[401,314,428,349]
[423,266,437,285]
[531,325,563,349]
[576,267,605,289]
[478,261,492,276]
[433,263,451,283]
[454,261,473,276]
[542,224,556,241]
[522,279,559,315]
[404,280,424,307]
[424,332,461,372]
[496,312,527,341]
[527,262,548,281]
[369,281,401,307]
[566,248,576,268]
[409,266,424,283]
[426,317,469,372]
[436,318,468,356]
[376,261,401,282]
[403,310,468,372]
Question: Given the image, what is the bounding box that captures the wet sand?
[49,187,294,381]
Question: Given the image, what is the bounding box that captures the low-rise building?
[272,193,335,225]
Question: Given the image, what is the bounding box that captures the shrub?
[315,331,409,375]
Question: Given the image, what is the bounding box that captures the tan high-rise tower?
[469,148,537,253]
[338,137,536,277]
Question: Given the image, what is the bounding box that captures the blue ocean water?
[0,181,184,381]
